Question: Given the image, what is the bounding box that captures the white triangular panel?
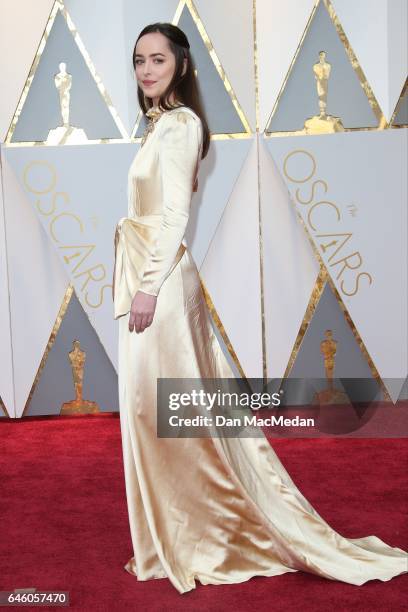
[381,378,407,405]
[1,153,70,417]
[4,137,251,378]
[259,139,319,378]
[64,0,131,133]
[64,0,180,136]
[201,137,263,377]
[0,0,55,141]
[332,0,408,121]
[3,143,137,371]
[188,139,252,268]
[381,0,407,121]
[195,0,255,131]
[256,0,316,131]
[266,129,407,401]
[0,149,15,416]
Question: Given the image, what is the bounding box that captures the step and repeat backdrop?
[0,0,407,418]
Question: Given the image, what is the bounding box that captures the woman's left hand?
[129,291,157,333]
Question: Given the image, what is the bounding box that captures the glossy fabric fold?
[116,106,408,594]
[113,215,185,319]
[118,249,407,594]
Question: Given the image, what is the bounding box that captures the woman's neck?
[151,94,182,109]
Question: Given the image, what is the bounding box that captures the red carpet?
[1,414,407,611]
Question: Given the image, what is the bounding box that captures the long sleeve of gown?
[138,111,203,297]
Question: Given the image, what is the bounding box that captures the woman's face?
[135,32,182,106]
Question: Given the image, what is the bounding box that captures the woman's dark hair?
[133,22,210,158]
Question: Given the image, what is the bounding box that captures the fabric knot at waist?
[112,215,185,319]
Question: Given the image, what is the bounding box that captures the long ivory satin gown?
[113,105,408,594]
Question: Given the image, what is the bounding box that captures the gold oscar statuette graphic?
[304,51,344,134]
[60,340,99,415]
[313,330,351,405]
[47,62,88,145]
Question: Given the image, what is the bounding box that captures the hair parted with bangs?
[133,22,210,158]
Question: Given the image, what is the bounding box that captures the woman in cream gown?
[113,26,407,595]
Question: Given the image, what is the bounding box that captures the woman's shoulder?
[158,106,202,149]
[164,105,202,126]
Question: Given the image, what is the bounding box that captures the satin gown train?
[115,105,408,594]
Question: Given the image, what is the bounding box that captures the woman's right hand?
[129,290,157,333]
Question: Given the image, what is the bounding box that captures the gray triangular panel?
[393,85,408,126]
[27,290,118,416]
[11,10,122,142]
[136,5,247,136]
[286,283,381,404]
[267,1,379,132]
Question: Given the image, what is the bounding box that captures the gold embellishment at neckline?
[145,106,165,120]
[140,104,186,146]
[140,107,164,146]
